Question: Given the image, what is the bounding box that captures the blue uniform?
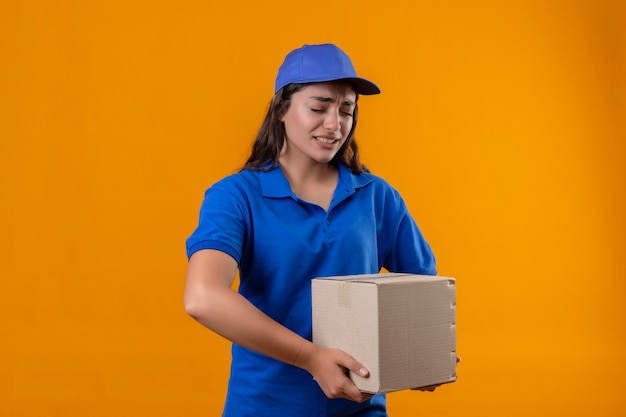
[186,163,436,417]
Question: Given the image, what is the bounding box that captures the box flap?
[314,273,455,286]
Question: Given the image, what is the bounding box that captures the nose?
[323,110,341,132]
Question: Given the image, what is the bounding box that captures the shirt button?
[326,219,330,225]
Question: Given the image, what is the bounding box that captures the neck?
[278,154,339,211]
[278,150,337,184]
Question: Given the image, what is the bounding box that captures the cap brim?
[347,77,381,95]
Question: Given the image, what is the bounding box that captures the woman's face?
[279,82,357,166]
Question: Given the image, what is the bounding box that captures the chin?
[312,155,337,164]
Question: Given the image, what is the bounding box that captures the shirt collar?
[337,162,372,192]
[259,163,372,198]
[259,164,292,198]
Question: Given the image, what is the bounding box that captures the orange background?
[1,0,625,416]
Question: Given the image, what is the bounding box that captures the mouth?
[314,136,340,145]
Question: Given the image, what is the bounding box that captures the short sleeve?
[381,189,437,275]
[185,178,247,263]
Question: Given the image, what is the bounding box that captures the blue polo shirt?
[186,163,436,417]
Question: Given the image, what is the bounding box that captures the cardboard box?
[311,273,456,394]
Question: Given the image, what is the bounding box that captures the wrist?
[293,339,317,372]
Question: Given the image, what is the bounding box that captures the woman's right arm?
[183,249,372,402]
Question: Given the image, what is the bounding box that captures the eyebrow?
[308,96,356,106]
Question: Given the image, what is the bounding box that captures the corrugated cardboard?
[311,273,456,394]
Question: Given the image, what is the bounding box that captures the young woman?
[184,44,438,417]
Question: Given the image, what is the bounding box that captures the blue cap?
[274,44,381,95]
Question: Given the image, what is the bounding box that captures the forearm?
[186,284,312,368]
[183,249,369,401]
[186,285,370,401]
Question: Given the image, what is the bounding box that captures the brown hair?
[242,83,369,174]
